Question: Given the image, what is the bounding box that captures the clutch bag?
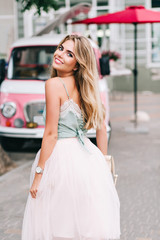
[104,155,118,186]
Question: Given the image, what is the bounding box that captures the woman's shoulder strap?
[58,78,70,99]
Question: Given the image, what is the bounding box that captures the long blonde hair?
[51,34,105,130]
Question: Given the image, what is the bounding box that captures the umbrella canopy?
[73,5,160,24]
[73,6,160,127]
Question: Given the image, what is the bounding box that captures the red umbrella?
[73,6,160,126]
[73,5,160,24]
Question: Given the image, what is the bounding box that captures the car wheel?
[1,137,25,152]
[89,138,97,146]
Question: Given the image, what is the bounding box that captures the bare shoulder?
[44,78,62,104]
[45,77,62,90]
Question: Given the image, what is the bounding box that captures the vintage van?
[0,34,110,151]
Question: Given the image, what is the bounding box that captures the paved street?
[109,92,160,240]
[0,92,160,240]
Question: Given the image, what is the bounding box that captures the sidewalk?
[108,92,160,240]
[0,92,160,240]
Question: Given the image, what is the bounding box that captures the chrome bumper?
[0,125,111,139]
[0,126,44,138]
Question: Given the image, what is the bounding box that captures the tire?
[1,137,25,152]
[89,137,97,146]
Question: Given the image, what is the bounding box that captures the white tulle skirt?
[22,137,120,240]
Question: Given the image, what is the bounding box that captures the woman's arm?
[30,78,61,198]
[96,120,108,155]
[36,78,61,169]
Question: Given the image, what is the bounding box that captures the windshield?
[7,46,57,80]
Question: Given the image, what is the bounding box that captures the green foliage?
[16,0,60,15]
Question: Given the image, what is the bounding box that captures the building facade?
[1,0,160,91]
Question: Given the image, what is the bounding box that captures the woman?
[22,34,120,240]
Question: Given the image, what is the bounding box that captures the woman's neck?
[57,71,74,78]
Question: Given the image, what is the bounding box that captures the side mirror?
[0,59,6,84]
[99,56,110,76]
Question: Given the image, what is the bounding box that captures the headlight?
[1,102,16,118]
[14,118,24,128]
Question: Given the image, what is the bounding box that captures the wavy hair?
[51,34,105,130]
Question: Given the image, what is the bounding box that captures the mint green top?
[42,78,87,146]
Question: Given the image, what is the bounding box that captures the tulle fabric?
[22,137,120,240]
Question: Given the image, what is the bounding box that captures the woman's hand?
[30,173,42,199]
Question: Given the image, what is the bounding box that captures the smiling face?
[52,40,78,77]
